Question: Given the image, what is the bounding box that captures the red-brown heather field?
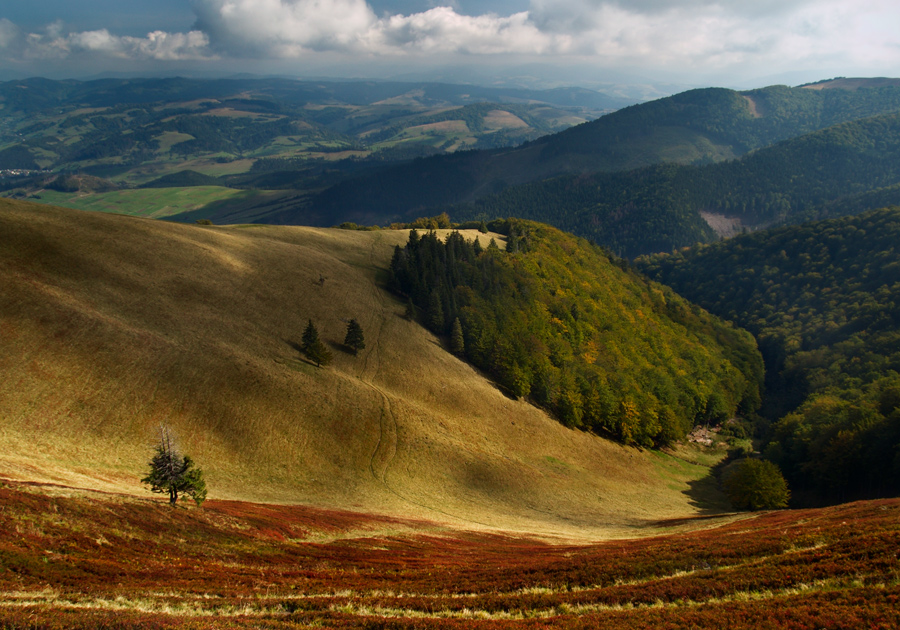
[2,480,899,629]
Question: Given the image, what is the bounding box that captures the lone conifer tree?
[301,319,332,367]
[302,319,319,350]
[450,317,465,356]
[142,426,207,506]
[344,318,366,354]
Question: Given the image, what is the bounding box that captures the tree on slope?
[722,458,790,511]
[450,317,465,356]
[343,318,366,354]
[142,425,207,506]
[302,319,332,367]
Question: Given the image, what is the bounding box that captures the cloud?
[524,0,900,72]
[0,18,23,50]
[372,7,560,55]
[1,0,898,83]
[65,29,213,61]
[1,20,212,62]
[191,0,379,55]
[191,0,561,56]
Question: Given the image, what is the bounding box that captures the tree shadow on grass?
[682,474,733,515]
[328,339,357,355]
[285,339,304,354]
[283,338,328,368]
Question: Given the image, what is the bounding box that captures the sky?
[1,0,899,91]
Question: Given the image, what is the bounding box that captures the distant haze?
[1,0,898,92]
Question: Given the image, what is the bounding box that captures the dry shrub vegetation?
[0,480,897,629]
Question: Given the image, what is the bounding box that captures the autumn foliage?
[1,480,898,629]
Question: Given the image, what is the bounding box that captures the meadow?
[28,187,264,219]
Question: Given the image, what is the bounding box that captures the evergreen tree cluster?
[302,319,333,367]
[389,220,763,446]
[300,319,367,365]
[638,207,900,504]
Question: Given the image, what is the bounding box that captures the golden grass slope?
[0,199,728,538]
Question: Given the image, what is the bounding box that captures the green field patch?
[154,131,195,153]
[29,187,259,219]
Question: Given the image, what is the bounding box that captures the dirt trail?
[357,237,493,527]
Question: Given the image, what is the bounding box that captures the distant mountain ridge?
[0,76,620,188]
[438,109,900,257]
[286,78,900,233]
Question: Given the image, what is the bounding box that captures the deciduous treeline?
[389,220,763,446]
[638,207,900,504]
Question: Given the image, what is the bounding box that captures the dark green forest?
[296,82,900,237]
[638,207,900,505]
[388,220,763,446]
[443,111,900,257]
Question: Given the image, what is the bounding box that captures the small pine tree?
[142,426,207,507]
[301,319,332,367]
[344,318,366,354]
[404,296,416,321]
[450,317,465,356]
[302,319,319,350]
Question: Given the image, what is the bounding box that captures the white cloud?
[372,7,561,55]
[3,20,212,62]
[191,0,561,56]
[0,18,24,50]
[1,0,898,83]
[191,0,379,55]
[524,0,900,73]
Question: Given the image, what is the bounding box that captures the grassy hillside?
[1,199,737,537]
[2,480,898,628]
[638,207,900,505]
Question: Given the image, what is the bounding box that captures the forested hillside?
[441,110,900,257]
[638,207,900,505]
[295,81,900,232]
[389,219,763,446]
